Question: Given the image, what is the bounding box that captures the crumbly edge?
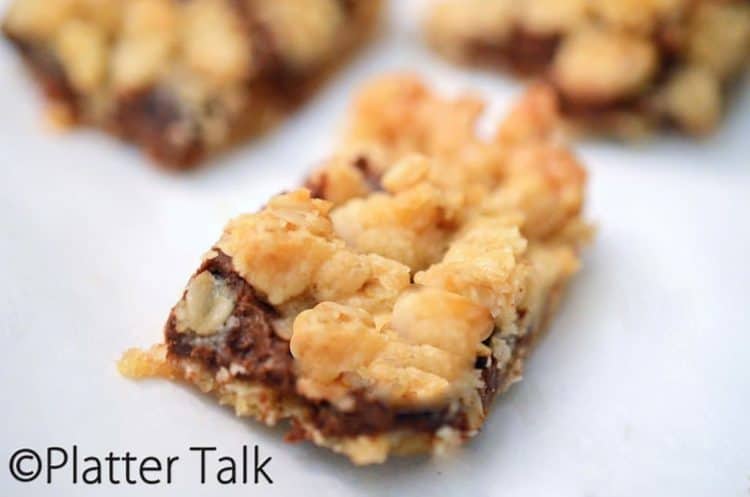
[2,0,382,169]
[119,280,566,465]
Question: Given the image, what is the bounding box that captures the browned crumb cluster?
[3,0,381,169]
[426,0,750,137]
[119,75,592,465]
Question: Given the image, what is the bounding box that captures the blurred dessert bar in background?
[3,0,381,169]
[426,0,750,137]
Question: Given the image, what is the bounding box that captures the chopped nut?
[174,271,236,336]
[491,336,512,371]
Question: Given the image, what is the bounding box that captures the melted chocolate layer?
[165,252,515,439]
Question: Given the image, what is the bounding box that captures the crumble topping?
[204,75,589,409]
[426,0,750,135]
[216,189,411,311]
[414,217,528,335]
[292,289,492,407]
[330,159,457,271]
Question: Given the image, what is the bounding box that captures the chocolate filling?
[166,252,295,392]
[165,251,513,439]
[465,28,560,76]
[111,89,205,168]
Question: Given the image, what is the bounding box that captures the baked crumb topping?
[202,75,590,409]
[291,288,492,407]
[426,0,750,135]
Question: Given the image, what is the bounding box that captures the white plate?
[1,2,749,496]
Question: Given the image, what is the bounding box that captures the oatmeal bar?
[3,0,381,169]
[119,76,592,465]
[426,0,750,137]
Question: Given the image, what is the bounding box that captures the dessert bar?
[119,76,592,464]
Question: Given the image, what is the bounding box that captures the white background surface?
[1,2,749,496]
